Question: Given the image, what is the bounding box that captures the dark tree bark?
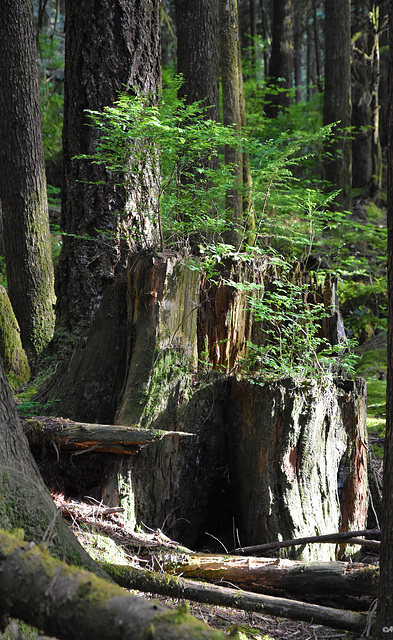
[351,3,382,199]
[0,0,55,362]
[56,0,161,338]
[374,4,393,638]
[175,0,220,121]
[265,0,294,116]
[293,0,305,103]
[323,0,352,211]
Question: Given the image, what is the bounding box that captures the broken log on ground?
[20,415,193,455]
[102,563,370,633]
[145,552,379,598]
[0,529,227,640]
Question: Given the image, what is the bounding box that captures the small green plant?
[80,77,358,382]
[228,254,357,382]
[80,76,244,248]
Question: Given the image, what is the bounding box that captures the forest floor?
[55,494,372,640]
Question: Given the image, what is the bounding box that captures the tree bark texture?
[0,0,55,361]
[0,529,227,640]
[41,253,368,560]
[175,0,220,122]
[0,354,105,575]
[56,0,161,338]
[351,11,382,198]
[374,5,393,638]
[323,0,352,211]
[102,562,370,633]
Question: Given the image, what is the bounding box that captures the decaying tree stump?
[39,251,368,560]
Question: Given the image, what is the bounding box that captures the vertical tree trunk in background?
[293,0,304,103]
[351,3,382,199]
[56,0,160,339]
[220,0,244,248]
[323,0,352,212]
[265,0,294,116]
[374,5,393,637]
[0,0,55,363]
[175,0,220,121]
[249,0,258,79]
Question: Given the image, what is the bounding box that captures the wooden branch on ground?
[148,553,379,598]
[102,563,370,633]
[232,529,381,555]
[0,529,226,640]
[20,415,194,454]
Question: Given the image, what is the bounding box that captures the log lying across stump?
[20,415,194,455]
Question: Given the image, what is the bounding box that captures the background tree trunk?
[0,0,55,363]
[265,0,294,116]
[323,0,352,211]
[175,0,220,121]
[220,0,244,247]
[56,0,161,339]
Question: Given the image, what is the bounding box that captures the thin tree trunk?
[220,0,243,248]
[0,0,55,362]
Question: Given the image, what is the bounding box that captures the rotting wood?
[148,553,379,598]
[232,529,381,555]
[20,415,194,455]
[101,563,370,633]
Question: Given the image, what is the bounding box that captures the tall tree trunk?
[351,3,382,199]
[56,0,161,339]
[265,0,294,116]
[293,0,304,103]
[175,0,220,121]
[323,0,352,211]
[374,5,393,637]
[220,0,244,248]
[0,0,55,363]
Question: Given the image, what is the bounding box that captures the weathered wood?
[149,553,379,598]
[21,415,194,455]
[233,529,381,555]
[39,253,368,558]
[102,563,370,633]
[0,529,227,640]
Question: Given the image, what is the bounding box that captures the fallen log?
[0,529,227,640]
[233,529,381,555]
[20,415,193,454]
[102,563,370,633]
[147,553,379,598]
